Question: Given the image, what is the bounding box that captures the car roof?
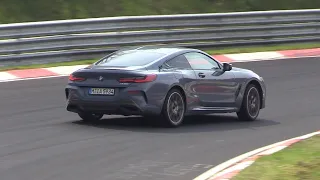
[117,45,197,55]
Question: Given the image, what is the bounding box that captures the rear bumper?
[65,85,161,116]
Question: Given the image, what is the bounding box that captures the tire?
[237,84,261,121]
[78,112,103,122]
[160,88,186,127]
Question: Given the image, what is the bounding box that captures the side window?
[163,55,192,69]
[184,52,220,70]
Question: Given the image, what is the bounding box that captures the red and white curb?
[0,65,88,82]
[194,130,320,180]
[213,48,320,62]
[1,48,320,82]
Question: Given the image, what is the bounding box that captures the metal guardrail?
[0,9,319,66]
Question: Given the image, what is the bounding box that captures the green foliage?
[233,136,320,180]
[0,0,319,24]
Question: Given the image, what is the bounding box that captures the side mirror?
[223,63,232,71]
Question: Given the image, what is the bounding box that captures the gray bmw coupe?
[65,46,266,127]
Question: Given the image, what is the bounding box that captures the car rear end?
[65,67,162,116]
[65,49,169,116]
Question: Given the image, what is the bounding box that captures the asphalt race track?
[0,57,319,180]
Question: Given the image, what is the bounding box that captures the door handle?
[198,72,205,78]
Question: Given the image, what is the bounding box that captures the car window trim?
[162,54,193,70]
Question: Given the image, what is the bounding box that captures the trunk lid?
[69,68,154,99]
[71,68,149,87]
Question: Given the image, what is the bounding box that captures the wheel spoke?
[167,92,185,124]
[247,87,260,117]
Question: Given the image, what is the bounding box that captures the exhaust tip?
[67,104,80,113]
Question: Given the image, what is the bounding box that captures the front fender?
[235,77,266,110]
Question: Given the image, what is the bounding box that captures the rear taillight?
[118,74,157,83]
[69,74,86,82]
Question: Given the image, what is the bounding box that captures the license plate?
[89,88,115,95]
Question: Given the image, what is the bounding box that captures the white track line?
[0,75,67,83]
[193,131,320,180]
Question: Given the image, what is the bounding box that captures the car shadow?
[71,114,279,134]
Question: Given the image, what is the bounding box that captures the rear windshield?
[95,50,165,67]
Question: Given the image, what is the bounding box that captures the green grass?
[232,135,320,180]
[1,0,320,24]
[1,42,319,72]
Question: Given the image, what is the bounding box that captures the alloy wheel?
[166,92,185,125]
[247,87,260,118]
